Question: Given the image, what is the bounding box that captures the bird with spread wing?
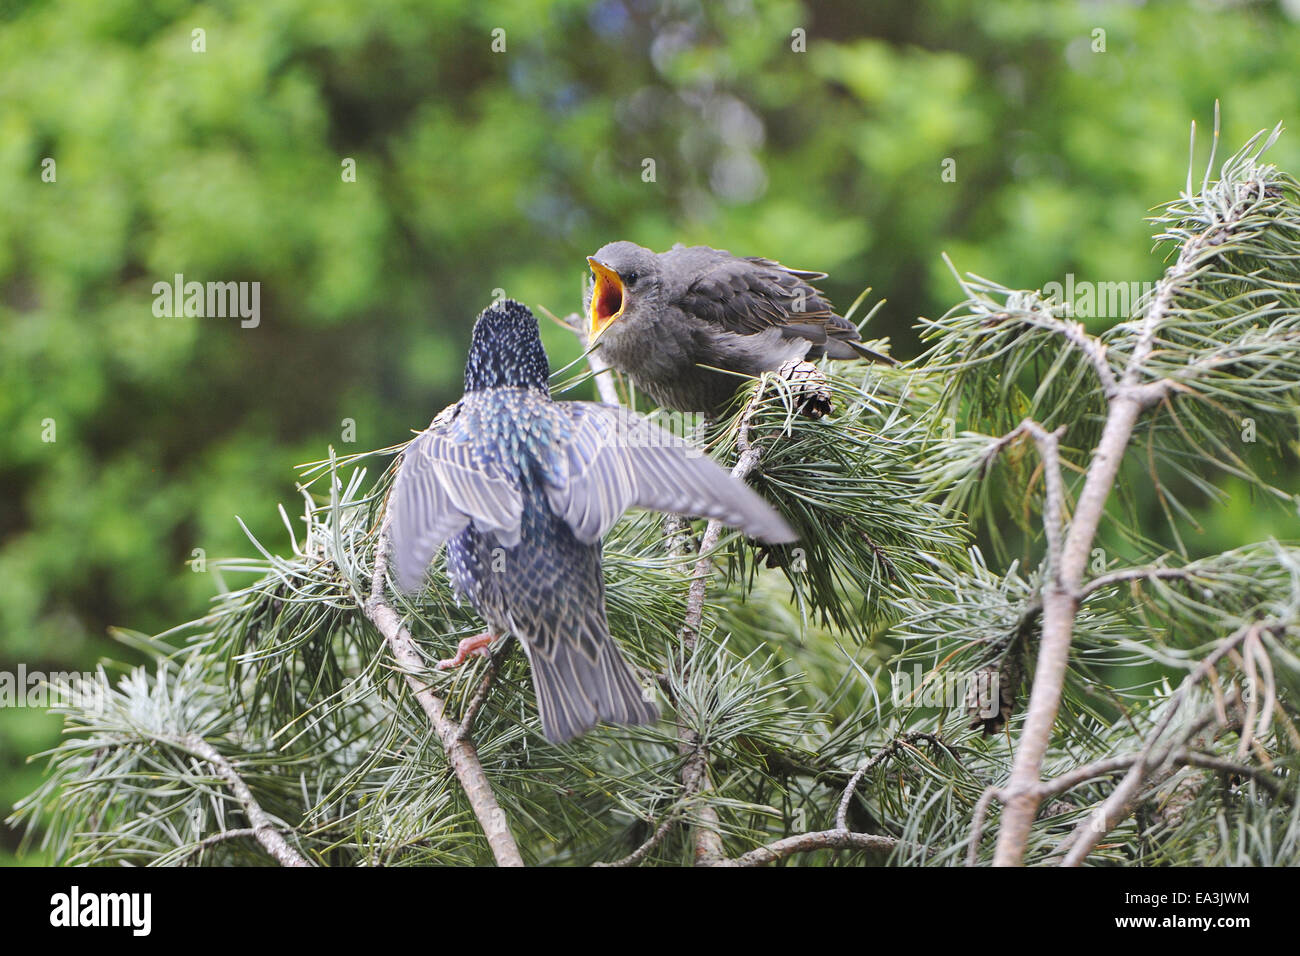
[386,299,796,743]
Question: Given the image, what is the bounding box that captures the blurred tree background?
[2,0,1299,863]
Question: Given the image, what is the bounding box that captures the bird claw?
[774,359,832,418]
[436,632,496,670]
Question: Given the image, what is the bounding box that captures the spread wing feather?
[544,403,797,545]
[388,405,523,591]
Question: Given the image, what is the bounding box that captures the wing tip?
[846,339,898,366]
[388,548,430,595]
[760,520,800,545]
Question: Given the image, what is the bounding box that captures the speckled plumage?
[388,299,796,742]
[585,240,895,415]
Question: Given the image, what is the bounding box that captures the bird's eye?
[624,272,639,288]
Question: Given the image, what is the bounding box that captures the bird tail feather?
[842,339,897,365]
[525,616,659,744]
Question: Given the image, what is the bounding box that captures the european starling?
[585,241,896,417]
[387,299,797,743]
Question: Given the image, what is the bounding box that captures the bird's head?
[586,241,663,345]
[463,298,551,393]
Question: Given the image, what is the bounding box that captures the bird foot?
[775,359,832,418]
[436,632,497,670]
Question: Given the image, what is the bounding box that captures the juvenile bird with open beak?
[387,299,797,743]
[585,241,895,417]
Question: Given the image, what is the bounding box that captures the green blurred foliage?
[2,0,1299,861]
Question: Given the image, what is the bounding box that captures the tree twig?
[595,813,680,868]
[179,734,312,867]
[674,738,725,863]
[1173,748,1282,798]
[457,638,513,741]
[987,192,1246,864]
[679,395,764,645]
[719,829,899,867]
[986,420,1067,579]
[1021,307,1119,398]
[175,828,259,864]
[365,532,525,867]
[1033,754,1140,801]
[1078,564,1210,601]
[1056,624,1262,865]
[676,390,767,864]
[967,787,1002,866]
[837,732,956,831]
[991,394,1146,865]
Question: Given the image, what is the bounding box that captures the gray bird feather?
[388,407,523,592]
[389,398,795,593]
[585,240,895,414]
[544,402,796,544]
[386,299,795,742]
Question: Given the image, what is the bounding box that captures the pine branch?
[837,732,957,831]
[676,389,768,864]
[720,829,899,866]
[1172,749,1284,799]
[1056,620,1272,865]
[595,813,680,868]
[365,527,524,867]
[990,121,1297,866]
[177,735,311,867]
[175,828,260,864]
[457,639,512,741]
[20,124,1300,868]
[993,395,1149,863]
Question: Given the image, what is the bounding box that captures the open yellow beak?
[587,257,625,343]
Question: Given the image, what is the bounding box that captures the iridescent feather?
[388,299,795,742]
